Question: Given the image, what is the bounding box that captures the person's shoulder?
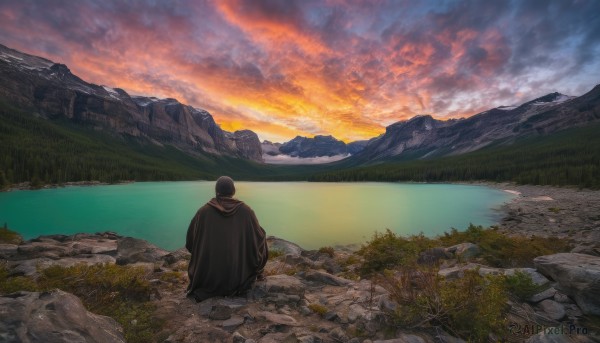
[196,203,213,215]
[238,202,256,214]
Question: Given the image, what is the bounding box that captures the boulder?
[267,236,304,257]
[301,270,352,286]
[537,299,566,320]
[0,290,125,343]
[529,288,557,303]
[534,253,600,315]
[163,247,191,265]
[417,247,452,264]
[116,237,169,265]
[446,243,481,259]
[264,275,306,296]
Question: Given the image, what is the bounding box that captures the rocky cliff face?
[353,87,600,163]
[279,135,348,158]
[0,44,263,162]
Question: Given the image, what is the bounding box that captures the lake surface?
[0,182,513,250]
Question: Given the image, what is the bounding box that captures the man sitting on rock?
[186,176,268,302]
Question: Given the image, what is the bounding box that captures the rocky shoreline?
[1,183,599,342]
[486,182,600,255]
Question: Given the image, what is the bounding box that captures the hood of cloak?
[207,196,244,217]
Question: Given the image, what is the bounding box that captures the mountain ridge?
[346,84,599,165]
[0,43,264,162]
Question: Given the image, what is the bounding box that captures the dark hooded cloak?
[186,196,268,301]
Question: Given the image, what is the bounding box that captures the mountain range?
[1,43,599,185]
[0,44,263,163]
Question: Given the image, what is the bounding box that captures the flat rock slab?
[302,270,352,286]
[9,254,116,277]
[0,290,125,343]
[259,311,300,326]
[264,274,305,296]
[116,237,169,264]
[534,253,600,315]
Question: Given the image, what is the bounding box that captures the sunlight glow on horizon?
[0,0,598,143]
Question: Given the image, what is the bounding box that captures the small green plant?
[308,303,329,316]
[268,249,284,260]
[357,229,434,276]
[0,262,37,294]
[505,270,544,301]
[0,225,23,244]
[548,207,561,213]
[437,224,571,267]
[382,266,509,341]
[318,246,335,258]
[159,270,186,288]
[36,263,161,343]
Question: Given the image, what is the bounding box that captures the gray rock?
[438,263,502,279]
[116,237,169,264]
[324,311,339,321]
[0,290,125,343]
[538,299,566,320]
[222,315,244,330]
[264,275,305,296]
[553,291,571,303]
[284,254,314,267]
[529,288,557,303]
[9,254,116,277]
[534,253,600,315]
[258,333,298,343]
[446,242,481,259]
[300,306,312,316]
[232,331,247,343]
[163,247,191,265]
[209,305,232,320]
[418,247,452,264]
[298,335,322,343]
[0,244,18,259]
[378,294,397,312]
[302,270,352,286]
[505,268,550,287]
[348,303,368,322]
[259,311,300,326]
[267,237,304,257]
[329,327,350,341]
[570,244,600,257]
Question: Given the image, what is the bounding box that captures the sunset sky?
[1,0,599,143]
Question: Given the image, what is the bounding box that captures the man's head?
[215,176,235,197]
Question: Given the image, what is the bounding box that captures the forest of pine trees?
[1,100,599,189]
[309,124,600,189]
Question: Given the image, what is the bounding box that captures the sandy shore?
[481,182,600,254]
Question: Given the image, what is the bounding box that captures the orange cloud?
[1,1,597,143]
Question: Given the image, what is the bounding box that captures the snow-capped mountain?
[350,87,600,163]
[0,44,263,162]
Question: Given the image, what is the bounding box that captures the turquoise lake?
[0,182,513,250]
